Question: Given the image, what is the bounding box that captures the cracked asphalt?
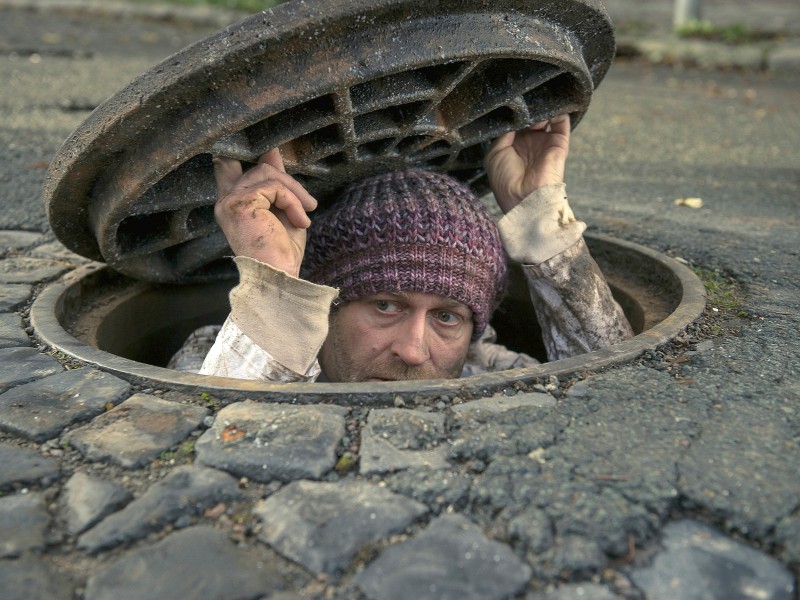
[0,2,798,598]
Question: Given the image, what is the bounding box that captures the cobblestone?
[83,526,299,600]
[0,443,59,491]
[29,240,92,262]
[0,313,29,348]
[67,393,208,468]
[0,368,131,442]
[630,519,795,600]
[451,390,556,417]
[383,467,472,515]
[256,479,427,575]
[0,257,73,284]
[0,230,43,250]
[540,583,619,600]
[507,505,554,555]
[769,42,800,72]
[550,535,608,577]
[775,513,800,567]
[472,455,659,562]
[61,470,133,535]
[0,284,32,312]
[355,513,532,600]
[77,465,240,553]
[0,347,63,393]
[449,405,571,463]
[0,492,50,557]
[0,555,73,600]
[196,400,346,482]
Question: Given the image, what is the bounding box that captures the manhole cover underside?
[44,0,615,284]
[31,233,706,406]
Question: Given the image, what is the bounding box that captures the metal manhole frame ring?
[44,0,615,284]
[30,233,707,407]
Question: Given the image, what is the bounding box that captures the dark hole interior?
[70,260,644,369]
[91,278,233,368]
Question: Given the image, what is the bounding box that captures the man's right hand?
[485,115,570,215]
[213,148,317,277]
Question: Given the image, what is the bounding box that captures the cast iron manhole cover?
[44,0,615,283]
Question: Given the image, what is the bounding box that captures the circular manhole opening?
[30,233,706,406]
[35,2,704,404]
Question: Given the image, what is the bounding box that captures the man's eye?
[375,300,397,312]
[436,311,459,324]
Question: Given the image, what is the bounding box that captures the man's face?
[319,291,474,382]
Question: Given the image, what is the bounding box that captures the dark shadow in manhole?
[30,233,706,406]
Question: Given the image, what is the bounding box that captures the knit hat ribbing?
[301,170,507,340]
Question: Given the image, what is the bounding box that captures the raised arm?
[199,149,338,381]
[485,114,570,214]
[485,117,633,361]
[213,148,317,276]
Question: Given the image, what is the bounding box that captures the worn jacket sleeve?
[497,184,634,362]
[199,256,339,382]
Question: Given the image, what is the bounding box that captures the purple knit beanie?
[301,170,508,340]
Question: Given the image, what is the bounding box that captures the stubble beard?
[327,317,462,382]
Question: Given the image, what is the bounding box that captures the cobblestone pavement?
[0,2,799,599]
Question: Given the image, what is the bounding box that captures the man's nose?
[391,313,430,366]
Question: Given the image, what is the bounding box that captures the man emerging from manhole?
[171,116,633,382]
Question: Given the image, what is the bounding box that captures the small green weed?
[692,267,743,314]
[334,451,358,475]
[200,392,221,410]
[675,20,773,45]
